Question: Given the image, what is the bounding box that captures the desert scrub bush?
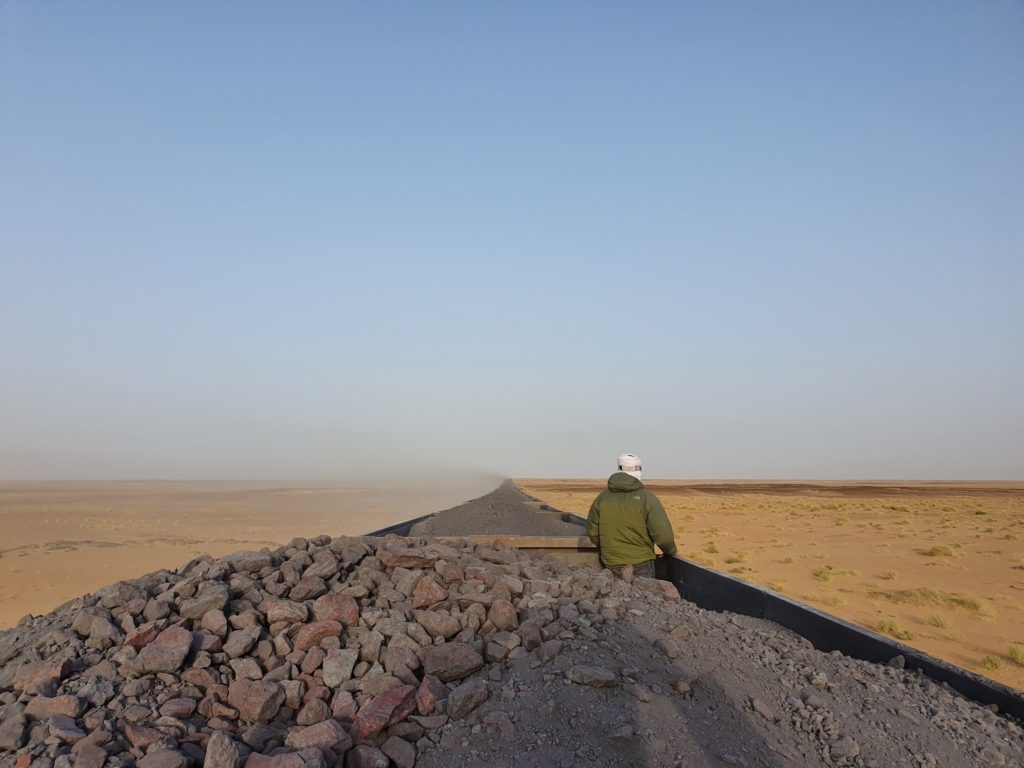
[926,614,948,629]
[703,541,719,554]
[878,571,898,580]
[869,588,994,617]
[822,593,843,606]
[781,556,794,565]
[980,656,1001,671]
[876,620,915,641]
[923,545,954,557]
[768,582,786,593]
[724,551,748,564]
[835,516,850,526]
[1009,645,1024,667]
[813,565,858,582]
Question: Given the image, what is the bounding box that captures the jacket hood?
[607,471,644,492]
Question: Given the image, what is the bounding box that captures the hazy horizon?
[2,2,1021,482]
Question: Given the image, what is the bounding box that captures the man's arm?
[644,493,678,557]
[586,496,602,547]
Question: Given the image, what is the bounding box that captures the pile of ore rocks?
[0,534,658,768]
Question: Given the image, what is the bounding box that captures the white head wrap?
[617,452,642,480]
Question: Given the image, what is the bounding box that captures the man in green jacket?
[587,453,677,579]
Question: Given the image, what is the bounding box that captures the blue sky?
[1,2,1021,480]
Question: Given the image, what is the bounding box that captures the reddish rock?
[359,674,403,697]
[413,610,460,639]
[381,736,416,768]
[124,622,162,650]
[565,665,617,687]
[292,620,342,652]
[48,714,86,744]
[377,548,438,569]
[478,547,515,565]
[73,743,107,768]
[159,698,197,718]
[13,659,70,695]
[438,561,463,583]
[228,679,285,723]
[223,628,260,659]
[25,694,85,719]
[211,702,239,720]
[305,552,340,580]
[313,593,359,625]
[223,550,273,573]
[415,675,447,716]
[296,698,331,726]
[203,732,243,768]
[353,685,417,738]
[281,680,307,710]
[264,599,309,625]
[289,576,327,601]
[487,599,518,631]
[136,626,192,673]
[448,678,488,720]
[180,584,230,620]
[244,754,304,768]
[420,643,483,682]
[0,715,26,751]
[125,724,168,749]
[331,691,357,721]
[181,667,219,690]
[411,577,447,609]
[284,718,352,752]
[381,646,419,676]
[322,648,359,687]
[202,609,229,637]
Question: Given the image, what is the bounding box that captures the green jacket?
[586,473,678,567]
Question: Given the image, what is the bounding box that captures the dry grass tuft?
[813,565,858,582]
[876,619,915,641]
[1009,645,1024,667]
[926,614,948,629]
[923,545,954,557]
[869,588,993,616]
[878,571,898,580]
[980,655,1001,671]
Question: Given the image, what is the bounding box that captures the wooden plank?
[438,534,596,550]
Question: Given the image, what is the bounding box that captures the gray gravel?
[409,481,586,538]
[415,565,1024,768]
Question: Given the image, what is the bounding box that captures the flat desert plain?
[0,478,495,630]
[518,479,1024,690]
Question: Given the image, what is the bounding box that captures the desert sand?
[518,479,1024,690]
[0,478,496,630]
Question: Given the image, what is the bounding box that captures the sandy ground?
[518,479,1024,691]
[0,477,497,630]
